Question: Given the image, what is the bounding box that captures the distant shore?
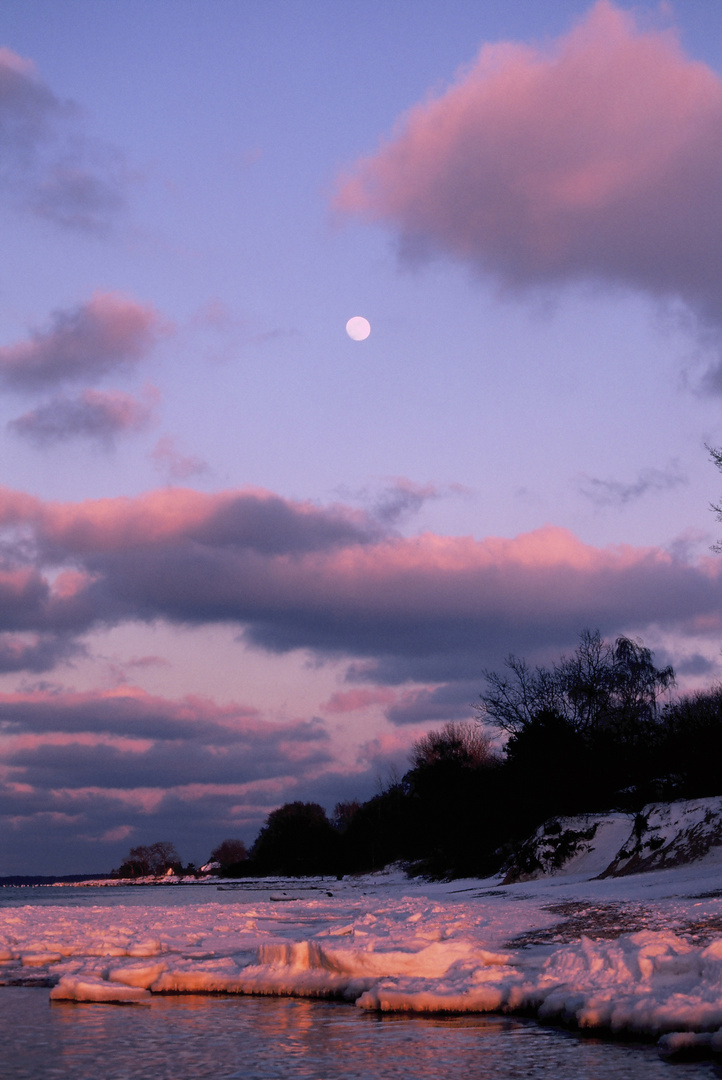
[0,874,115,887]
[0,873,213,888]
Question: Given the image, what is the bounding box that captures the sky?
[1,0,722,874]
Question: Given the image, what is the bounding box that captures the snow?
[502,796,722,883]
[4,799,722,1059]
[50,976,151,1002]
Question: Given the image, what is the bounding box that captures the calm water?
[0,882,330,909]
[2,988,720,1080]
[1,884,721,1079]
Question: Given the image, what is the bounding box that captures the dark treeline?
[118,631,722,881]
[226,631,722,880]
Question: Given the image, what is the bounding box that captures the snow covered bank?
[503,796,722,883]
[52,873,211,887]
[2,856,722,1058]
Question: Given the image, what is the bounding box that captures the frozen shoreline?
[4,799,722,1059]
[2,861,722,1058]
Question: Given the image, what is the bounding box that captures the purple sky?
[1,0,722,873]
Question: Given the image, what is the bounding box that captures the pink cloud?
[97,825,134,844]
[0,684,262,738]
[0,484,718,686]
[0,484,375,557]
[0,293,163,391]
[0,685,331,799]
[151,435,209,482]
[51,570,95,600]
[0,45,35,77]
[5,731,154,754]
[336,2,722,332]
[321,688,397,714]
[61,787,167,814]
[190,298,236,330]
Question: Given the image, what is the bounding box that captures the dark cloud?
[124,654,170,670]
[675,653,716,677]
[0,293,162,392]
[0,563,99,640]
[384,682,480,726]
[371,479,441,526]
[0,487,719,688]
[0,46,59,151]
[339,477,468,529]
[10,486,380,563]
[0,765,384,877]
[576,462,688,508]
[0,632,83,673]
[0,685,341,874]
[0,46,127,232]
[25,162,125,232]
[336,3,722,384]
[5,734,331,792]
[8,387,157,446]
[0,691,332,770]
[0,687,258,742]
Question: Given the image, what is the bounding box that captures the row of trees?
[237,447,722,877]
[223,630,722,879]
[116,837,249,879]
[116,452,722,880]
[116,629,722,881]
[117,840,184,878]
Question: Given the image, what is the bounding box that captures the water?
[2,988,720,1080]
[0,882,329,909]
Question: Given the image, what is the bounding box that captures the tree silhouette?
[250,802,338,875]
[118,840,181,878]
[476,629,674,737]
[209,838,248,875]
[708,443,722,551]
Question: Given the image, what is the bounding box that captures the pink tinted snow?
[5,799,722,1056]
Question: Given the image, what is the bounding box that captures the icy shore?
[3,802,722,1058]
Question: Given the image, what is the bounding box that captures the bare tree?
[121,840,181,877]
[409,721,496,770]
[476,630,675,736]
[706,443,722,555]
[147,840,181,874]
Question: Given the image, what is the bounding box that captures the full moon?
[346,316,371,341]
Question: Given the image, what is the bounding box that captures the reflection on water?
[2,988,720,1080]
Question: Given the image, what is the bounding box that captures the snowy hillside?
[503,797,722,882]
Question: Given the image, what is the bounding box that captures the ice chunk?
[50,975,150,1002]
[107,963,167,989]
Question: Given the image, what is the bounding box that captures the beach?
[4,843,722,1061]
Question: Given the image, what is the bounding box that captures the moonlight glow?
[345,316,371,341]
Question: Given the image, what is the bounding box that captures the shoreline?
[3,860,722,1060]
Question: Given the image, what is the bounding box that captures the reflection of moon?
[346,316,371,341]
